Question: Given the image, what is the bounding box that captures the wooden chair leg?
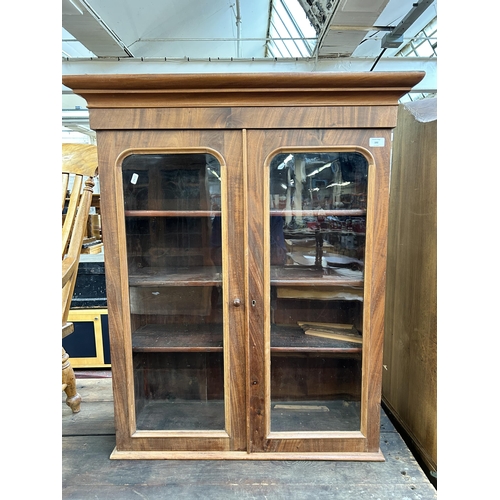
[62,347,81,413]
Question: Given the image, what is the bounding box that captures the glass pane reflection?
[269,151,368,433]
[122,153,225,431]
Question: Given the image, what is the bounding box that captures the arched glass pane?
[269,151,368,432]
[122,153,224,431]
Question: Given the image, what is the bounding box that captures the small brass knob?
[233,298,241,307]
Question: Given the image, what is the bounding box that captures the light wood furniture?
[383,98,437,478]
[62,143,98,412]
[63,72,424,458]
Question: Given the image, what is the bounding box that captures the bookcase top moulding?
[62,71,425,109]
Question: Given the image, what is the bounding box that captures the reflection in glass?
[121,153,224,431]
[269,151,368,432]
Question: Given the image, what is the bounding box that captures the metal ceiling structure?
[62,0,437,142]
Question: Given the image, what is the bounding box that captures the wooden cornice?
[62,72,425,108]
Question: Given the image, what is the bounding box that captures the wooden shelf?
[125,210,220,217]
[271,266,364,287]
[271,325,362,353]
[128,266,363,288]
[131,324,362,353]
[135,399,361,433]
[136,400,225,431]
[271,209,366,217]
[271,400,361,432]
[283,231,366,239]
[126,209,365,220]
[129,267,222,286]
[133,324,223,352]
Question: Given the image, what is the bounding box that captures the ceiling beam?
[62,0,133,57]
[314,0,391,57]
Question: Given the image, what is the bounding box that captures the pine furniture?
[62,143,98,412]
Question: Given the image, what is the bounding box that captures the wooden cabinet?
[63,72,424,460]
[383,98,437,477]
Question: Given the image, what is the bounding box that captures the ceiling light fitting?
[381,0,434,49]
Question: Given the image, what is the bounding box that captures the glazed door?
[103,130,247,454]
[246,129,390,455]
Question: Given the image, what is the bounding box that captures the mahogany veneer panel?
[62,71,426,460]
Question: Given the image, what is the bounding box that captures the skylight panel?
[267,0,317,58]
[396,16,436,102]
[396,17,437,59]
[62,28,96,58]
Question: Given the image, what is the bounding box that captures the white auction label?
[369,138,385,147]
[131,173,139,184]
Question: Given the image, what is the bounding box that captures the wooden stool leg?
[62,347,81,413]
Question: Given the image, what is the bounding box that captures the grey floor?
[62,377,437,499]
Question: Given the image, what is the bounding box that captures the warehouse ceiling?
[62,0,436,64]
[62,0,437,142]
